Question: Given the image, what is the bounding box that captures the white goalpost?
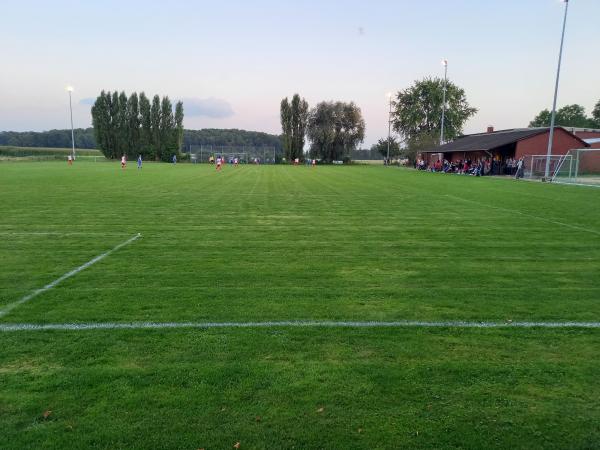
[551,149,600,187]
[188,145,277,164]
[524,150,600,187]
[525,155,567,180]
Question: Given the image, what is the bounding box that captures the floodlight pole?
[544,0,570,180]
[440,59,448,146]
[386,93,393,164]
[67,87,75,160]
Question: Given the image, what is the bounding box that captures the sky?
[1,0,599,147]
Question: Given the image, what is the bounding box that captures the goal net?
[552,149,600,187]
[524,155,566,181]
[188,145,278,164]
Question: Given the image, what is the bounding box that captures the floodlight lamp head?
[66,86,74,92]
[441,59,448,67]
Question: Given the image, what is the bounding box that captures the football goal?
[524,155,567,181]
[188,145,278,164]
[552,149,600,187]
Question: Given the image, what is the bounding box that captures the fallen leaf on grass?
[42,410,52,420]
[358,428,363,433]
[233,442,240,449]
[255,416,261,422]
[316,407,324,413]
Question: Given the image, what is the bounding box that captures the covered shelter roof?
[421,127,588,154]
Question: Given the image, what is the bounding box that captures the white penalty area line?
[0,233,142,319]
[445,194,600,236]
[1,320,600,332]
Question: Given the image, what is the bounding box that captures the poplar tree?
[92,91,184,160]
[159,96,175,161]
[116,91,129,156]
[150,95,162,161]
[127,92,140,157]
[91,91,113,157]
[175,101,184,152]
[280,94,309,161]
[139,92,152,158]
[280,98,292,160]
[290,94,309,160]
[109,91,120,157]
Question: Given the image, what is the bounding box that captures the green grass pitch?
[1,162,599,449]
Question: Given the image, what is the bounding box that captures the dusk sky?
[1,0,598,146]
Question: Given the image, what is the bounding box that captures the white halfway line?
[0,233,141,319]
[1,320,600,332]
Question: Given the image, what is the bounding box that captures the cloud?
[182,97,234,118]
[79,97,95,106]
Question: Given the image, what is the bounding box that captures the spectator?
[515,157,524,179]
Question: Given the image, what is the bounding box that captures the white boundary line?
[445,194,600,236]
[0,233,141,319]
[0,232,137,236]
[1,320,600,332]
[553,181,600,188]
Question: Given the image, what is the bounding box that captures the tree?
[150,95,162,161]
[280,98,292,160]
[556,104,591,128]
[139,92,152,158]
[404,132,438,165]
[280,94,309,161]
[371,137,400,159]
[159,96,175,161]
[591,100,600,128]
[0,127,284,153]
[91,91,113,157]
[127,93,140,157]
[391,77,477,144]
[307,101,365,162]
[174,101,184,152]
[529,103,599,128]
[116,91,129,156]
[109,91,120,157]
[290,94,309,160]
[529,109,552,128]
[183,129,284,154]
[91,91,184,160]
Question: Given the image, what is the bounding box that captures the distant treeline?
[0,128,284,153]
[184,129,283,152]
[0,128,96,149]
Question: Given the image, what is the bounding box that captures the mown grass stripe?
[0,233,141,318]
[445,194,600,236]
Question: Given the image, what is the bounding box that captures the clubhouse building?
[420,126,599,175]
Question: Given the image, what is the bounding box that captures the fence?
[188,145,279,164]
[0,146,106,162]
